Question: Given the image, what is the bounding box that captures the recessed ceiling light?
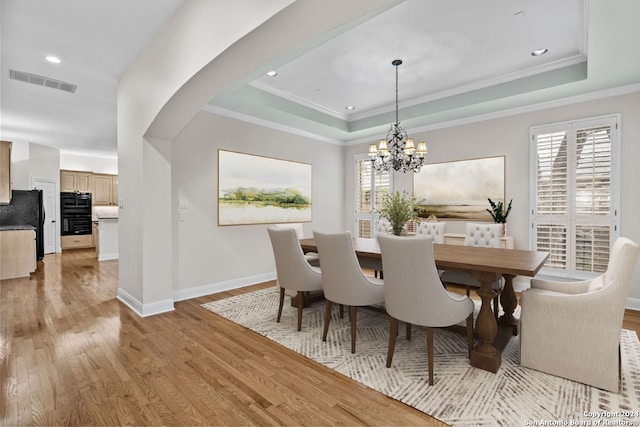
[266,70,278,77]
[345,105,356,111]
[46,56,61,64]
[531,48,549,57]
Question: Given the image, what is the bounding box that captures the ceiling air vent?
[9,69,77,93]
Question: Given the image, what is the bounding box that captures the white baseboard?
[173,272,277,302]
[98,253,118,261]
[117,287,175,317]
[626,297,640,312]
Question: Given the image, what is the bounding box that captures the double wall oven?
[60,192,92,236]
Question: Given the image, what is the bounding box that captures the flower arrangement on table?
[378,191,420,236]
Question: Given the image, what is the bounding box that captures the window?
[530,115,619,278]
[354,155,392,238]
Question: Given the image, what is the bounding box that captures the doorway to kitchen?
[32,178,56,254]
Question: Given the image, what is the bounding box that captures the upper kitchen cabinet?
[93,174,118,206]
[0,141,11,204]
[61,170,93,193]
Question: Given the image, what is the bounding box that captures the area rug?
[202,287,640,426]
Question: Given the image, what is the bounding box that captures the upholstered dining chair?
[376,219,392,235]
[519,237,640,392]
[313,230,385,353]
[273,223,319,266]
[415,221,446,244]
[378,234,474,385]
[440,222,504,316]
[267,226,323,331]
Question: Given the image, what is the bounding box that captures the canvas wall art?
[218,150,312,225]
[413,155,505,220]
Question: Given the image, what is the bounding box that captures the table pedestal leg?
[499,274,518,335]
[470,271,502,373]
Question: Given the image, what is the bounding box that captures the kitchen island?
[0,225,36,279]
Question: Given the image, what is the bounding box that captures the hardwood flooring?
[2,250,639,426]
[0,250,443,426]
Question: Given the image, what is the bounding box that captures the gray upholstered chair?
[440,222,504,316]
[313,230,384,353]
[375,219,391,235]
[415,221,446,244]
[519,237,640,392]
[267,226,323,331]
[378,234,474,385]
[273,223,319,266]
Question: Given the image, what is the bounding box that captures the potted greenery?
[378,191,420,236]
[487,198,512,235]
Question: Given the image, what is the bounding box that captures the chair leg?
[426,327,434,386]
[296,292,304,331]
[277,287,285,323]
[349,306,357,354]
[339,304,344,319]
[322,300,333,341]
[386,316,399,368]
[466,313,474,358]
[406,322,412,340]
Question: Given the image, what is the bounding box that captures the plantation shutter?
[531,116,618,278]
[355,156,391,238]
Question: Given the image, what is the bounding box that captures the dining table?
[299,236,549,373]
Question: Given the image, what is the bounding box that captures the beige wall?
[344,90,640,305]
[171,110,343,300]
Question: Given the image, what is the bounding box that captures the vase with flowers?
[378,191,420,236]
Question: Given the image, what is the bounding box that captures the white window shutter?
[531,116,618,278]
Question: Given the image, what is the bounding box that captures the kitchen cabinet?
[0,141,11,204]
[93,174,118,206]
[0,227,36,279]
[61,234,94,249]
[61,170,93,193]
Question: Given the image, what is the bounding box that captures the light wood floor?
[2,249,639,426]
[0,249,444,426]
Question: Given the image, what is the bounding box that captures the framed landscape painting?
[218,150,312,225]
[413,155,505,220]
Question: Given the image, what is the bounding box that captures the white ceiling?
[2,0,639,157]
[0,0,185,157]
[251,0,585,120]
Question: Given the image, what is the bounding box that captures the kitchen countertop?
[0,224,36,231]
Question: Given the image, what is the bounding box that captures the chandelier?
[369,59,427,173]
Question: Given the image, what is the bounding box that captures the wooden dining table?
[300,236,549,373]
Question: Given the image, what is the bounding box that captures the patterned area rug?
[202,287,640,426]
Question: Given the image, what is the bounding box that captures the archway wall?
[116,0,399,315]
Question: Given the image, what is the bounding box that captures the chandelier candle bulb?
[417,141,427,157]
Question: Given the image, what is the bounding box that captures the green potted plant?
[487,198,512,235]
[378,191,420,236]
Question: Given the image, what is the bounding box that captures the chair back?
[599,237,640,322]
[376,219,391,235]
[378,234,473,326]
[464,223,503,247]
[273,223,306,239]
[313,230,381,305]
[415,222,446,244]
[267,227,320,292]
